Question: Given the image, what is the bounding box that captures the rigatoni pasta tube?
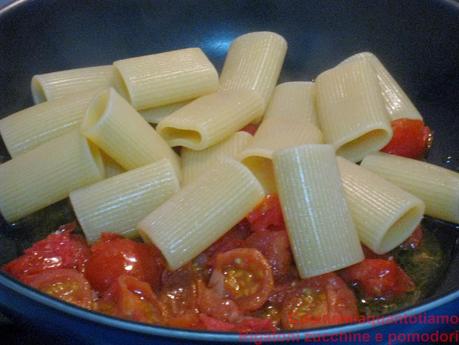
[316,57,392,162]
[0,130,105,222]
[157,90,264,150]
[272,145,363,278]
[81,88,181,177]
[114,48,218,110]
[70,159,179,243]
[0,90,96,157]
[102,154,125,178]
[341,52,423,121]
[241,82,323,193]
[263,82,319,125]
[361,152,459,224]
[219,32,287,111]
[337,157,425,254]
[182,131,252,185]
[138,159,265,270]
[139,101,189,124]
[31,65,114,103]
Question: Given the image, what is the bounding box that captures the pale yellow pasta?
[182,131,252,185]
[361,152,459,224]
[0,130,105,222]
[138,159,265,270]
[219,32,287,111]
[316,57,392,162]
[114,48,218,110]
[157,90,264,150]
[0,90,96,157]
[263,82,318,125]
[337,157,425,254]
[139,101,189,124]
[31,65,114,103]
[70,159,180,243]
[273,145,363,278]
[341,52,423,121]
[81,88,181,177]
[240,82,323,193]
[102,153,125,178]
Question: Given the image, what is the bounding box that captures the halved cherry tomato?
[280,273,358,330]
[159,264,201,328]
[240,124,259,135]
[198,219,251,267]
[199,313,276,333]
[236,316,277,333]
[247,195,285,232]
[210,248,274,312]
[85,233,164,293]
[339,259,415,298]
[197,279,242,322]
[381,119,432,159]
[199,313,237,331]
[252,303,282,329]
[25,268,95,309]
[3,223,91,281]
[267,278,301,307]
[98,275,166,325]
[245,230,292,282]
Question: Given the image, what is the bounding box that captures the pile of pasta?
[1,32,458,279]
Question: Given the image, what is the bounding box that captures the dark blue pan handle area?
[0,0,458,344]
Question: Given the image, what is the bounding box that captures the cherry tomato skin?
[280,273,358,330]
[245,230,293,282]
[25,268,95,309]
[381,119,432,159]
[211,248,274,312]
[247,195,285,232]
[199,313,276,332]
[339,259,415,298]
[3,223,91,281]
[198,313,238,331]
[197,279,242,323]
[99,275,167,325]
[199,219,251,267]
[159,264,202,328]
[268,279,302,307]
[160,264,199,314]
[85,235,164,293]
[240,123,259,135]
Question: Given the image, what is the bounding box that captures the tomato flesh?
[198,219,251,267]
[247,195,285,232]
[25,268,95,309]
[99,275,166,325]
[159,264,201,328]
[339,259,415,298]
[197,279,242,322]
[211,248,274,312]
[240,124,259,135]
[199,314,275,333]
[280,273,358,330]
[85,234,164,293]
[381,119,432,159]
[245,230,293,282]
[3,223,91,281]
